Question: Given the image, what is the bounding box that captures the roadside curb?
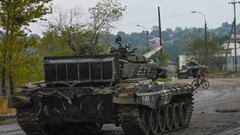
[0,113,16,121]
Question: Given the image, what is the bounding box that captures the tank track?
[16,107,48,135]
[16,107,103,135]
[117,93,194,135]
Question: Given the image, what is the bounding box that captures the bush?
[0,96,15,114]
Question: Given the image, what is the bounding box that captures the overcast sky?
[30,0,238,35]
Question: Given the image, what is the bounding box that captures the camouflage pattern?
[9,37,195,135]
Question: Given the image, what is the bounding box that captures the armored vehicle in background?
[178,61,208,79]
[9,37,195,135]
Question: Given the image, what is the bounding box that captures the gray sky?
[30,0,238,35]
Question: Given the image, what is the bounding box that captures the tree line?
[0,0,126,96]
[108,22,238,71]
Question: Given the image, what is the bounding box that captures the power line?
[115,2,229,29]
[229,0,240,73]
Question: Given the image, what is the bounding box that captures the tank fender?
[114,82,194,109]
[113,81,171,109]
[135,91,172,109]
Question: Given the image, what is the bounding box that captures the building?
[222,32,240,71]
[178,55,195,69]
[149,38,161,49]
[222,42,240,71]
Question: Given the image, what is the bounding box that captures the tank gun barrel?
[143,46,163,59]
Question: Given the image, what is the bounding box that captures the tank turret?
[109,36,167,79]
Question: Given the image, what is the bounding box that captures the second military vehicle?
[178,61,208,79]
[9,37,195,135]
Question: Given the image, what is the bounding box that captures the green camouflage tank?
[9,36,194,135]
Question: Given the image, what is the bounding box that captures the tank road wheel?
[158,107,166,132]
[179,102,187,126]
[166,105,173,130]
[184,94,194,127]
[172,103,180,129]
[150,110,158,134]
[139,107,151,135]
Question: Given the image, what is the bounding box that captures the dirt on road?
[171,78,240,135]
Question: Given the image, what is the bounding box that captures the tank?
[9,36,195,135]
[178,61,208,79]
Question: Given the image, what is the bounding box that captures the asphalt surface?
[1,81,240,135]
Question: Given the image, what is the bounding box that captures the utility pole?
[158,6,163,46]
[192,11,208,66]
[158,6,163,65]
[229,0,240,73]
[204,20,208,66]
[223,21,234,72]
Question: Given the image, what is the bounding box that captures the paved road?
[1,86,240,135]
[0,124,24,135]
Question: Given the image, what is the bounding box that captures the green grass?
[155,77,173,82]
[209,71,240,78]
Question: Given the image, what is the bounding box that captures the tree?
[41,28,76,56]
[89,0,126,51]
[184,29,224,71]
[42,7,95,56]
[44,0,126,56]
[0,0,52,95]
